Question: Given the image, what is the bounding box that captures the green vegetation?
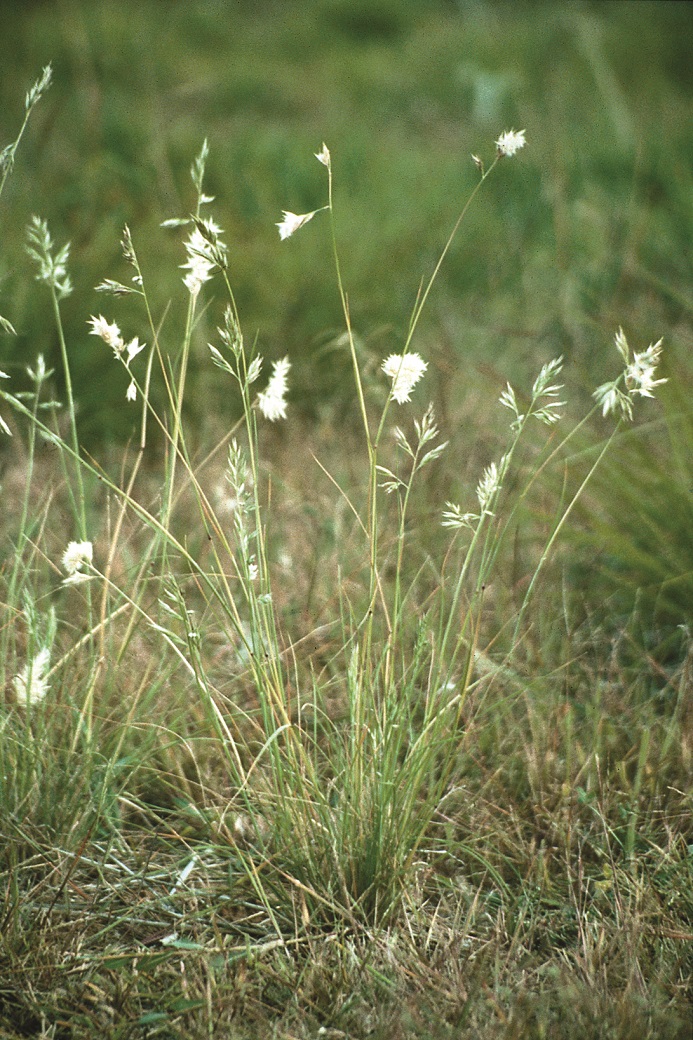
[1,2,691,1037]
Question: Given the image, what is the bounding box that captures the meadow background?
[0,1,692,1037]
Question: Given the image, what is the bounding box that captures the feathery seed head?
[276,210,318,241]
[315,143,331,168]
[13,647,51,706]
[382,353,428,404]
[257,357,290,421]
[62,540,93,585]
[593,329,665,419]
[0,369,11,436]
[88,314,125,356]
[181,219,225,295]
[495,129,526,157]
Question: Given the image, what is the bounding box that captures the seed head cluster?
[13,647,51,706]
[381,353,428,404]
[257,357,291,421]
[88,315,146,400]
[276,210,318,241]
[593,328,666,420]
[495,129,526,157]
[62,540,93,585]
[181,224,219,295]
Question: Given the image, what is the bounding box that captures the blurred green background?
[1,0,692,642]
[1,0,691,439]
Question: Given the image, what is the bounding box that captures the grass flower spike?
[382,352,428,404]
[13,647,51,706]
[594,382,629,419]
[88,314,124,356]
[0,369,11,435]
[125,336,145,364]
[441,502,477,530]
[182,228,215,295]
[62,540,93,585]
[476,460,503,515]
[89,316,146,400]
[276,210,318,241]
[26,216,73,299]
[315,143,331,167]
[181,219,225,295]
[495,129,526,157]
[626,338,666,398]
[276,149,330,240]
[593,328,666,419]
[256,357,290,420]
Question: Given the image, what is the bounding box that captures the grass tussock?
[1,21,692,1040]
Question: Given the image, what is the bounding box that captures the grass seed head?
[61,540,93,585]
[256,357,290,421]
[382,352,428,404]
[13,647,51,706]
[276,209,318,241]
[495,128,526,157]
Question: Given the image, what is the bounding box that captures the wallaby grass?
[1,642,691,1038]
[2,4,693,1038]
[1,225,691,1037]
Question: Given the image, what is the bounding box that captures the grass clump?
[1,57,691,1040]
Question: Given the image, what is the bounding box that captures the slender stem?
[388,441,422,685]
[51,288,87,544]
[325,153,505,682]
[0,371,44,689]
[325,161,382,672]
[50,286,94,646]
[162,293,195,531]
[512,425,618,643]
[0,68,51,201]
[403,156,500,353]
[326,164,371,454]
